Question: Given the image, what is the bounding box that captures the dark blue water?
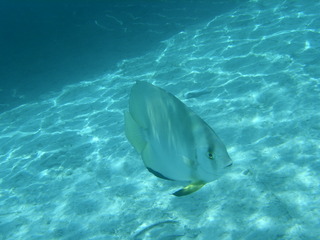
[0,0,239,113]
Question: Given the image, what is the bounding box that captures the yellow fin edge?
[173,181,206,197]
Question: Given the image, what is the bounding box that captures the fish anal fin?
[173,181,206,197]
[124,111,146,153]
[146,167,174,181]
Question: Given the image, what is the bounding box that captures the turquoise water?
[0,0,237,113]
[1,0,320,239]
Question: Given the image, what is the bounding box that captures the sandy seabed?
[0,0,319,239]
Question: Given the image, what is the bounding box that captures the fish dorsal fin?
[173,181,206,197]
[124,111,146,154]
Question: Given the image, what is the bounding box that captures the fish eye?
[208,152,214,160]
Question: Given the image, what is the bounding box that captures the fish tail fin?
[173,181,206,197]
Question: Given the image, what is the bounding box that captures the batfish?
[124,81,232,196]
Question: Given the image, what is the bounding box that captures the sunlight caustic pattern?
[0,0,319,239]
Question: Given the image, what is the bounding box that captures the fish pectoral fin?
[124,111,146,153]
[173,181,206,197]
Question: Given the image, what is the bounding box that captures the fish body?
[125,81,232,196]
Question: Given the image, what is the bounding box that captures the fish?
[124,81,232,196]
